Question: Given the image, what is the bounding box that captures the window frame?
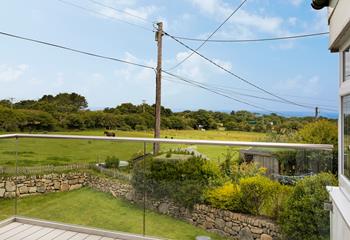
[344,48,350,82]
[340,41,350,198]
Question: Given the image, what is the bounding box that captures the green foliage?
[0,106,57,131]
[219,149,239,177]
[239,175,278,215]
[132,156,220,207]
[204,182,242,211]
[105,156,120,169]
[279,173,338,240]
[275,150,335,176]
[205,175,290,219]
[0,93,337,133]
[231,162,266,182]
[295,119,338,146]
[275,150,297,175]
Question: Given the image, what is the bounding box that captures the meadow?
[0,129,266,167]
[0,188,226,240]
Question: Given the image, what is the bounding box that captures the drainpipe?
[311,0,329,10]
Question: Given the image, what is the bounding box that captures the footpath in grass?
[0,188,226,240]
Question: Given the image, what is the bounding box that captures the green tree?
[279,173,337,240]
[296,119,337,145]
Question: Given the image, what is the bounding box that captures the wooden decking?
[0,217,160,240]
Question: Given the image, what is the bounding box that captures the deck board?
[0,217,160,240]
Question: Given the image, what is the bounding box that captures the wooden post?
[154,22,163,155]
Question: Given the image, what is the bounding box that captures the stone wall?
[0,173,280,240]
[0,173,87,198]
[87,176,280,240]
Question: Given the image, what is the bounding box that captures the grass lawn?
[0,129,266,166]
[0,188,226,240]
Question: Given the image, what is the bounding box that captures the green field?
[0,188,225,240]
[0,130,266,167]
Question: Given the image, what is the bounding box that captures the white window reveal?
[343,95,350,179]
[345,48,350,82]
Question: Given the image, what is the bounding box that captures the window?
[345,48,350,82]
[343,95,350,179]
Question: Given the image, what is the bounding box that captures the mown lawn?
[0,188,226,240]
[0,129,266,166]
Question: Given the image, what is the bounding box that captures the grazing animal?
[104,131,116,137]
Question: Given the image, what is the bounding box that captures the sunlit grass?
[0,188,226,240]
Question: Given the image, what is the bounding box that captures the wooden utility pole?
[154,22,163,154]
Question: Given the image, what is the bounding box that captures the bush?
[230,162,266,183]
[279,173,338,240]
[105,156,120,169]
[204,182,241,211]
[265,184,293,219]
[132,156,220,208]
[239,175,278,215]
[205,176,290,219]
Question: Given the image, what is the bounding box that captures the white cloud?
[111,52,156,103]
[275,75,321,96]
[91,0,158,24]
[0,64,28,83]
[172,50,233,83]
[289,0,302,6]
[188,0,284,37]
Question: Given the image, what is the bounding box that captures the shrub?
[204,182,241,211]
[105,156,120,169]
[264,184,293,219]
[279,173,338,240]
[219,149,239,177]
[239,175,277,215]
[230,162,266,183]
[132,156,220,207]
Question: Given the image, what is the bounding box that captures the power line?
[162,70,289,115]
[87,0,151,24]
[0,31,155,70]
[169,32,329,43]
[193,82,337,103]
[165,31,316,110]
[206,84,338,111]
[167,0,248,71]
[163,74,337,113]
[56,0,154,32]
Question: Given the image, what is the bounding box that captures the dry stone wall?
[87,176,281,240]
[0,173,280,240]
[0,173,87,198]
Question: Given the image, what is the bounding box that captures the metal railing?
[0,133,334,239]
[0,133,333,150]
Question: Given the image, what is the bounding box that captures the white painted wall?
[329,1,350,239]
[328,0,350,51]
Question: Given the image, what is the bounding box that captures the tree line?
[0,92,336,134]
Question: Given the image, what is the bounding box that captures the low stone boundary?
[87,176,280,240]
[0,173,87,198]
[0,173,280,239]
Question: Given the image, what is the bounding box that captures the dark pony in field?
[104,131,116,137]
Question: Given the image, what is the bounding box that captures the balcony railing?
[0,133,334,240]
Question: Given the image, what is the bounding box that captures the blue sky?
[0,0,338,116]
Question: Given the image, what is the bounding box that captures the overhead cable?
[56,0,154,32]
[170,32,329,43]
[166,0,248,71]
[165,31,316,110]
[0,31,155,70]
